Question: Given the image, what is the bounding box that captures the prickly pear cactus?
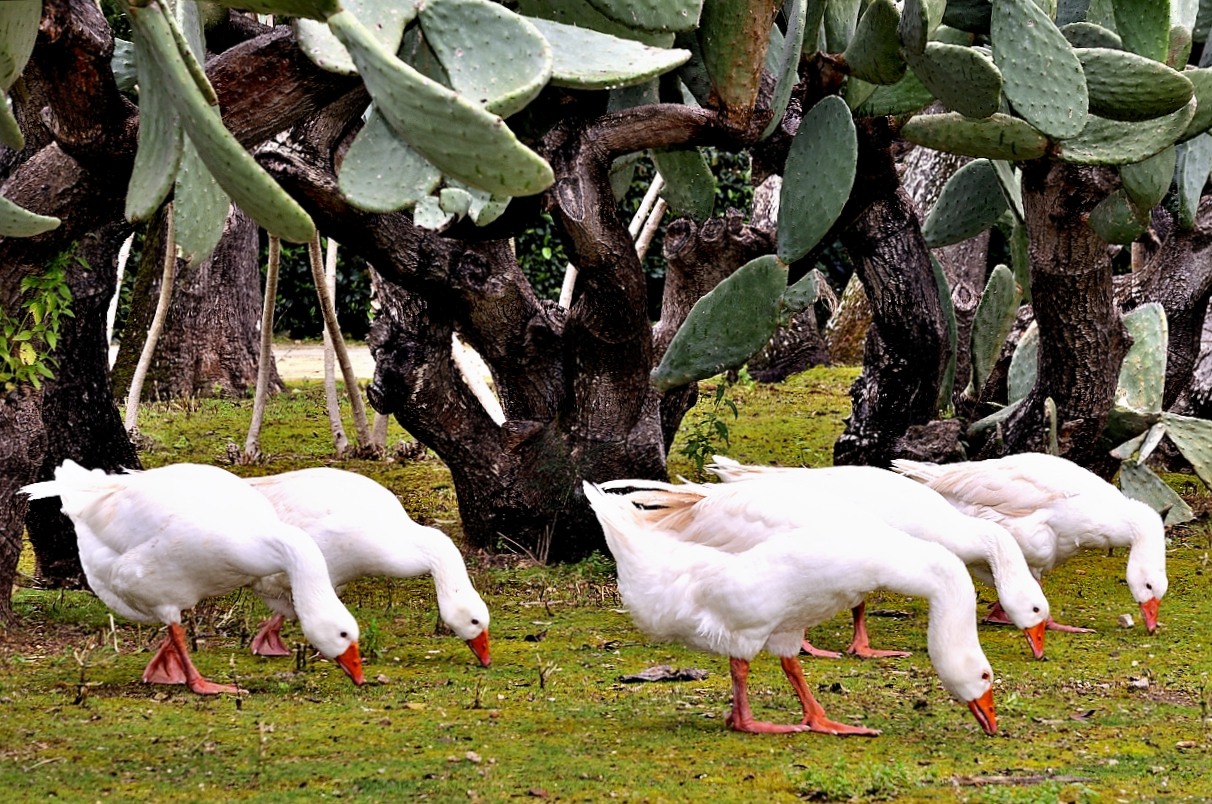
[777,96,857,264]
[922,159,1011,248]
[968,264,1022,395]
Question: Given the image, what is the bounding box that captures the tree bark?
[0,389,45,624]
[833,120,947,467]
[113,206,282,400]
[989,161,1126,470]
[24,224,140,589]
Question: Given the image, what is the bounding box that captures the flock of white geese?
[21,451,1167,739]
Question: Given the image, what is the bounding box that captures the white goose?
[619,456,1050,659]
[584,481,998,736]
[892,453,1168,633]
[21,461,364,694]
[245,468,490,667]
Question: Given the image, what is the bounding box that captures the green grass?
[4,369,1212,801]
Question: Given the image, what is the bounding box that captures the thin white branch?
[124,208,176,432]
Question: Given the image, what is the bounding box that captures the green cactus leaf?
[1085,0,1117,28]
[842,0,905,85]
[420,0,552,119]
[1120,146,1176,210]
[328,9,554,198]
[0,97,20,150]
[906,41,1003,119]
[852,68,935,116]
[1117,460,1194,525]
[992,159,1025,219]
[516,0,675,46]
[651,254,788,392]
[526,17,691,91]
[944,0,993,34]
[923,159,1010,247]
[844,76,878,109]
[762,0,807,139]
[1007,320,1038,402]
[1197,0,1212,41]
[1057,98,1195,164]
[206,0,339,21]
[1168,24,1193,67]
[439,187,472,218]
[1077,47,1194,122]
[1061,21,1124,48]
[900,111,1050,160]
[112,38,138,94]
[932,255,958,412]
[993,0,1090,139]
[652,147,716,221]
[1057,0,1094,25]
[127,0,315,243]
[0,0,40,93]
[1178,67,1212,142]
[967,397,1024,440]
[825,0,862,51]
[1176,134,1212,228]
[1111,0,1171,61]
[1160,411,1212,489]
[777,96,857,263]
[900,0,946,53]
[338,108,442,213]
[413,194,454,231]
[447,179,512,226]
[969,264,1022,393]
[296,0,416,77]
[782,267,827,312]
[0,195,60,238]
[1088,188,1149,244]
[698,0,777,124]
[586,0,703,33]
[174,138,231,265]
[1114,303,1167,422]
[125,15,183,223]
[803,0,828,53]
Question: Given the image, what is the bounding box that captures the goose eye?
[340,631,349,639]
[1146,583,1153,590]
[471,619,480,626]
[981,671,991,681]
[1032,606,1040,614]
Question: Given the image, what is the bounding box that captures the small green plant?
[678,380,739,477]
[361,616,383,658]
[795,758,920,801]
[0,251,77,392]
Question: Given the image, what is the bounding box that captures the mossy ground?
[4,368,1212,801]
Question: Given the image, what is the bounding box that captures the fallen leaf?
[619,665,710,683]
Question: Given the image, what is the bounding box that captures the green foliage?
[0,250,78,392]
[267,239,374,340]
[794,758,921,800]
[678,378,740,477]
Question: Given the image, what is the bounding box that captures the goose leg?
[779,657,880,736]
[250,613,293,656]
[799,638,843,659]
[845,602,911,659]
[986,598,1095,633]
[142,623,247,695]
[724,657,809,734]
[1043,617,1096,633]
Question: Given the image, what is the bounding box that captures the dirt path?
[108,342,374,382]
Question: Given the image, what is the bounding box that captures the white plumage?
[245,468,491,667]
[21,461,364,693]
[893,453,1168,633]
[584,481,997,736]
[608,456,1050,659]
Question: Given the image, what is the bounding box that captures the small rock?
[466,751,482,764]
[1118,614,1135,628]
[1128,676,1150,689]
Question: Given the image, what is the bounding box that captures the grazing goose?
[620,457,1050,659]
[892,453,1168,633]
[584,481,998,736]
[21,461,364,693]
[245,468,490,667]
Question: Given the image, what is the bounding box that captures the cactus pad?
[1060,21,1124,48]
[1087,188,1149,243]
[1117,460,1195,525]
[969,264,1022,393]
[1008,320,1038,402]
[526,17,691,90]
[1057,98,1195,164]
[697,0,778,124]
[906,41,1002,119]
[1119,146,1176,210]
[777,96,857,263]
[1111,0,1171,61]
[853,69,935,116]
[0,195,61,237]
[900,112,1050,160]
[762,0,807,139]
[296,0,416,76]
[992,0,1089,139]
[174,136,231,264]
[923,158,1010,247]
[328,9,554,198]
[1177,134,1212,229]
[586,0,703,33]
[1115,302,1167,417]
[126,28,183,223]
[207,0,339,21]
[653,147,717,221]
[1161,411,1212,490]
[651,255,788,392]
[843,0,905,85]
[420,0,552,118]
[338,108,442,213]
[1178,67,1212,142]
[1077,47,1194,122]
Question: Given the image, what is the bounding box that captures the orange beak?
[967,687,997,735]
[466,629,491,667]
[1023,622,1047,659]
[1139,597,1160,634]
[335,642,365,686]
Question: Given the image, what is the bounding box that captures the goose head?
[990,571,1050,659]
[300,607,364,686]
[1124,500,1168,633]
[439,593,492,667]
[935,647,997,735]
